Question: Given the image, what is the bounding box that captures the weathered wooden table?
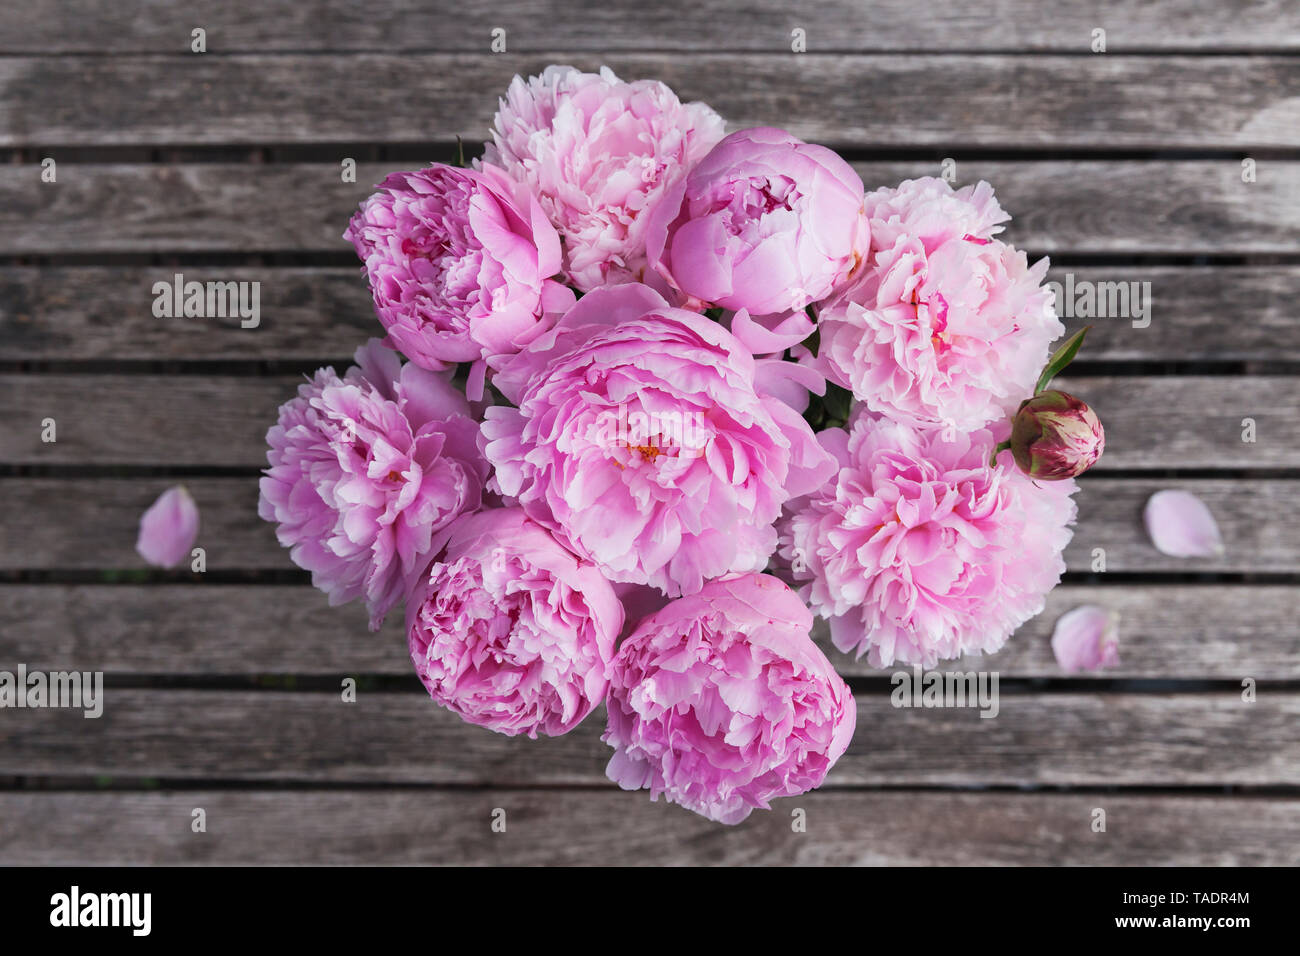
[1,1,1297,865]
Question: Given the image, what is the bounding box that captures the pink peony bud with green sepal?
[1009,389,1105,480]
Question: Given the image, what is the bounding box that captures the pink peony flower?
[259,339,488,629]
[863,176,1009,252]
[344,163,574,372]
[480,284,837,597]
[813,177,1062,431]
[406,507,623,738]
[646,127,868,317]
[482,65,726,292]
[136,486,200,568]
[780,409,1077,668]
[604,572,856,824]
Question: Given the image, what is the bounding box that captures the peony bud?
[1009,390,1104,480]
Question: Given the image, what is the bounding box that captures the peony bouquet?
[259,65,1105,824]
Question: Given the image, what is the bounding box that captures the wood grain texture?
[1053,265,1300,361]
[3,54,1299,148]
[4,477,1293,572]
[1,790,1295,866]
[921,585,1300,679]
[0,267,374,361]
[1,374,1293,468]
[5,161,1294,255]
[5,266,1299,361]
[0,688,1294,786]
[2,375,295,466]
[6,1,1300,53]
[1,583,1295,679]
[2,0,1296,869]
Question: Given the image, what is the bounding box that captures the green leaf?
[821,382,853,429]
[1035,326,1090,395]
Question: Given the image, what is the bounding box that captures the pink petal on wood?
[1051,604,1121,673]
[136,486,200,568]
[1143,489,1225,557]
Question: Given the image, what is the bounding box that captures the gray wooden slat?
[0,267,373,361]
[2,477,1293,572]
[0,688,1293,785]
[1,374,1293,468]
[0,790,1294,865]
[5,1,1300,53]
[966,160,1300,256]
[4,477,274,570]
[1,54,1298,148]
[5,161,1295,255]
[0,584,397,675]
[1067,479,1298,573]
[921,585,1300,679]
[1052,266,1300,361]
[1,584,1294,679]
[3,376,292,466]
[1050,375,1297,469]
[4,265,1298,361]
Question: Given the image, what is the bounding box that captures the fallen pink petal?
[136,485,200,568]
[1143,489,1226,558]
[1051,604,1121,673]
